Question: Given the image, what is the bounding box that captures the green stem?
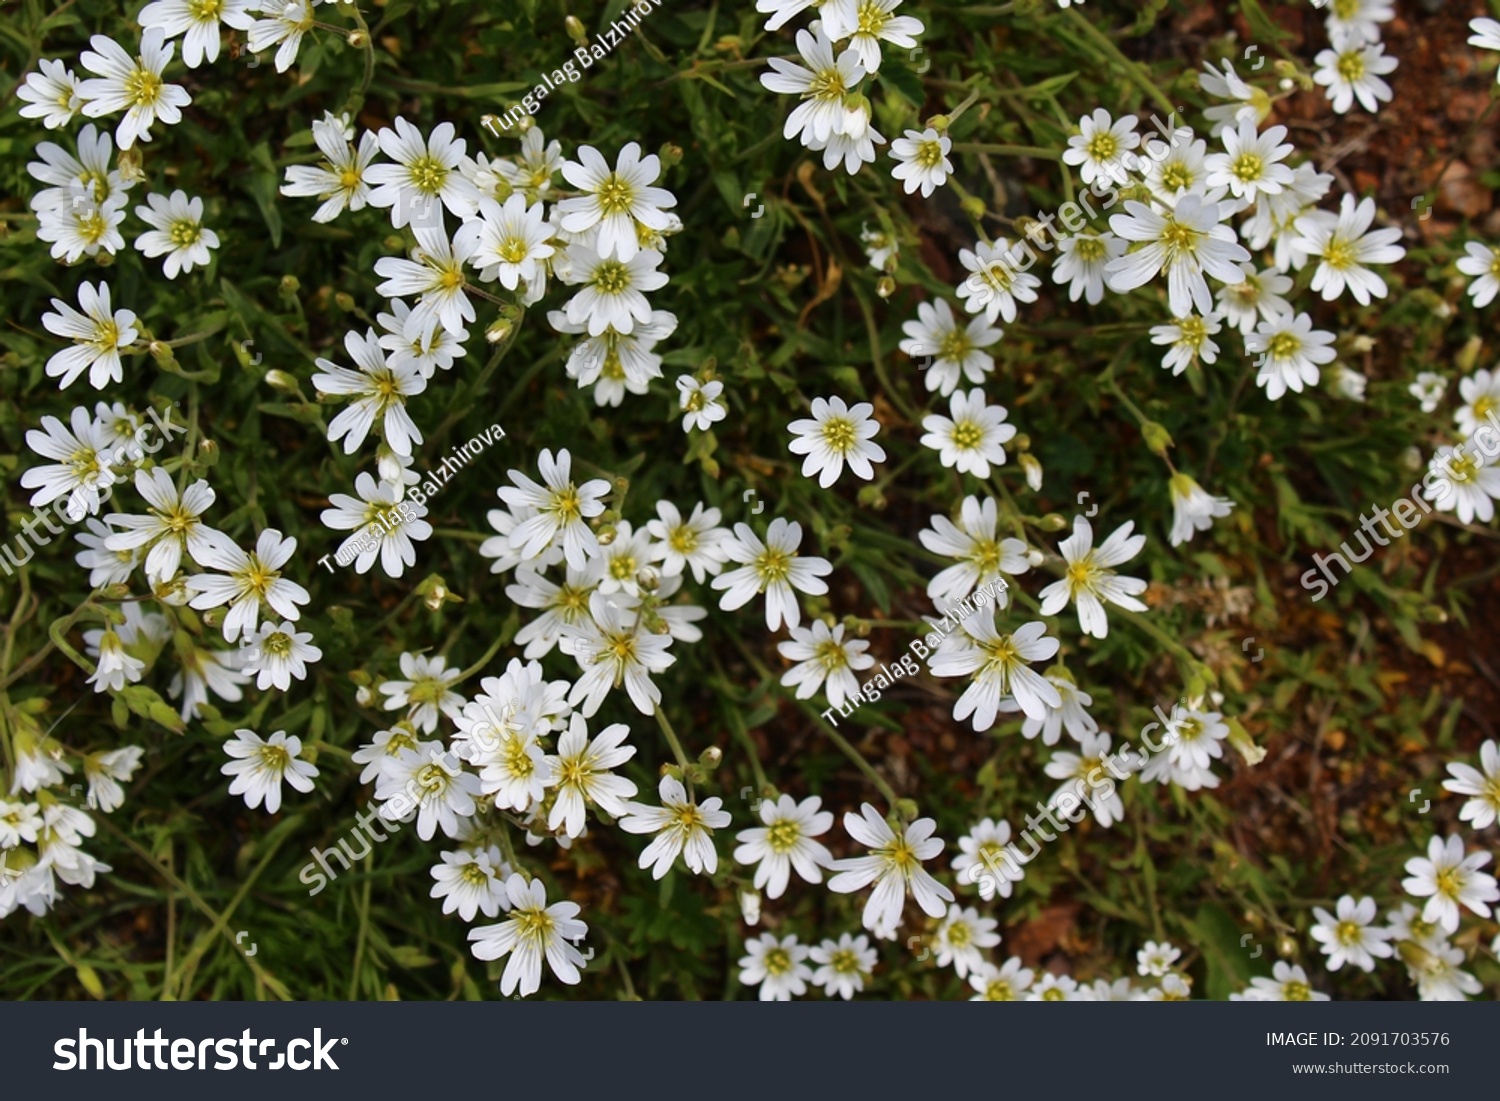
[950,143,1060,159]
[1061,7,1177,116]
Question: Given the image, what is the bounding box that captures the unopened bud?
[196,439,220,468]
[659,142,684,168]
[596,525,617,547]
[876,275,896,298]
[1141,420,1174,458]
[565,15,587,43]
[278,274,300,299]
[926,113,951,132]
[1038,513,1068,532]
[147,340,177,368]
[347,30,368,48]
[1018,452,1043,492]
[486,317,514,344]
[264,369,299,393]
[636,566,660,593]
[697,746,722,770]
[1456,335,1483,375]
[334,291,356,312]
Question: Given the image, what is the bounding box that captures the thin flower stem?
[456,631,507,682]
[652,703,692,773]
[1060,7,1177,116]
[942,86,983,126]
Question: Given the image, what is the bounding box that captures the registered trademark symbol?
[341,1038,348,1044]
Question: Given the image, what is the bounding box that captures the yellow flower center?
[1336,50,1366,84]
[592,260,632,295]
[497,237,531,264]
[764,947,793,976]
[123,65,164,109]
[814,638,848,673]
[1177,316,1209,348]
[1267,331,1302,360]
[168,219,201,249]
[669,526,698,554]
[766,818,802,854]
[1160,162,1195,191]
[1073,235,1107,262]
[595,173,635,216]
[755,547,792,587]
[1335,920,1363,947]
[500,736,535,778]
[408,154,449,195]
[914,139,945,169]
[830,948,861,975]
[937,328,972,362]
[1086,132,1118,162]
[188,0,223,20]
[459,861,492,887]
[950,421,983,450]
[1231,152,1264,184]
[1283,980,1312,1001]
[1323,238,1357,271]
[820,416,857,454]
[946,921,972,948]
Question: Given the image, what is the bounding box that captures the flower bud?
[659,142,684,168]
[334,291,357,312]
[876,274,896,298]
[565,15,587,43]
[697,746,722,770]
[636,566,661,593]
[1038,513,1069,532]
[1141,420,1174,457]
[264,369,299,393]
[196,439,220,468]
[347,30,368,48]
[1018,452,1043,491]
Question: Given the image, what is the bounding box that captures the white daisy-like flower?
[676,376,727,432]
[711,518,833,632]
[809,933,877,1000]
[860,223,898,270]
[1027,974,1082,1001]
[240,620,322,692]
[1167,472,1235,547]
[41,281,136,391]
[27,122,130,215]
[1247,310,1337,401]
[377,652,464,734]
[1426,443,1500,525]
[733,794,835,899]
[85,628,146,693]
[1143,129,1210,200]
[1456,242,1500,309]
[1325,0,1394,46]
[1198,59,1271,137]
[376,744,480,840]
[1330,363,1369,402]
[82,746,143,814]
[918,388,1016,478]
[280,111,380,223]
[563,591,677,717]
[759,27,869,145]
[952,817,1024,900]
[133,190,219,278]
[377,298,467,380]
[311,328,426,457]
[592,520,653,598]
[1149,312,1222,376]
[1038,516,1149,640]
[169,642,250,722]
[739,932,812,1001]
[373,223,480,337]
[890,127,953,197]
[1310,895,1394,972]
[755,0,819,31]
[468,874,588,997]
[321,472,434,577]
[827,804,954,934]
[1053,231,1127,305]
[1231,961,1329,1001]
[137,0,258,68]
[1471,18,1500,82]
[220,729,318,814]
[365,117,481,228]
[1044,729,1131,827]
[969,957,1035,1001]
[546,714,638,839]
[556,142,676,263]
[822,0,923,71]
[552,308,673,408]
[1143,973,1193,1001]
[21,406,119,521]
[77,30,192,149]
[18,58,83,130]
[619,775,732,879]
[1215,264,1294,335]
[558,244,668,338]
[75,517,140,588]
[103,467,224,585]
[498,448,611,571]
[35,193,128,263]
[247,0,318,73]
[430,849,509,921]
[1105,192,1252,318]
[1291,193,1405,305]
[505,559,601,658]
[1019,671,1097,745]
[1204,117,1295,202]
[1313,34,1398,114]
[787,396,886,487]
[458,193,555,290]
[932,903,1000,979]
[930,614,1062,727]
[1411,942,1483,1002]
[1061,108,1142,187]
[777,621,875,709]
[1136,940,1181,977]
[1409,371,1447,414]
[898,298,1001,395]
[956,237,1043,324]
[1442,739,1500,830]
[185,528,310,643]
[917,495,1029,606]
[646,500,729,583]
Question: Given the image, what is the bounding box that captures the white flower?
[36,193,127,263]
[1149,312,1222,375]
[169,643,249,722]
[593,520,653,598]
[375,745,479,841]
[247,0,318,73]
[919,388,1016,478]
[1310,895,1394,972]
[1167,472,1235,547]
[1313,35,1398,114]
[377,298,467,380]
[899,298,1001,395]
[733,794,835,898]
[917,495,1029,606]
[777,621,875,709]
[890,127,952,196]
[27,122,130,215]
[755,0,819,31]
[1442,739,1500,830]
[1020,672,1097,745]
[137,0,257,68]
[1044,730,1130,826]
[823,0,923,71]
[1215,264,1294,335]
[78,30,191,149]
[711,518,833,632]
[739,933,812,1001]
[133,190,219,278]
[373,223,480,337]
[221,729,318,814]
[810,933,877,999]
[931,614,1062,728]
[1426,442,1500,525]
[320,472,434,577]
[1232,961,1329,1001]
[1292,193,1405,305]
[676,376,727,431]
[1402,835,1499,934]
[1411,942,1483,1001]
[1409,371,1447,414]
[430,849,509,921]
[1136,940,1181,977]
[557,142,676,262]
[1054,231,1127,305]
[860,223,898,270]
[312,328,426,457]
[956,237,1043,324]
[619,775,731,879]
[20,406,117,521]
[787,396,886,487]
[41,281,136,391]
[506,560,602,658]
[83,747,143,814]
[1325,0,1394,46]
[1456,242,1500,309]
[759,27,869,145]
[18,58,83,130]
[377,652,464,734]
[953,817,1025,900]
[365,117,481,228]
[497,448,611,570]
[85,628,146,693]
[458,193,555,291]
[1199,59,1270,137]
[1471,18,1500,82]
[1144,130,1210,199]
[185,529,310,643]
[559,243,668,337]
[1038,516,1149,639]
[240,620,322,692]
[1061,108,1142,187]
[1331,363,1368,402]
[77,518,140,588]
[552,308,673,408]
[1247,310,1337,400]
[1028,974,1082,1001]
[933,903,1000,978]
[280,111,380,223]
[1204,117,1295,202]
[827,804,954,933]
[104,467,224,585]
[969,957,1035,1000]
[563,591,676,717]
[468,874,588,997]
[546,715,638,839]
[646,500,729,583]
[1105,192,1251,318]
